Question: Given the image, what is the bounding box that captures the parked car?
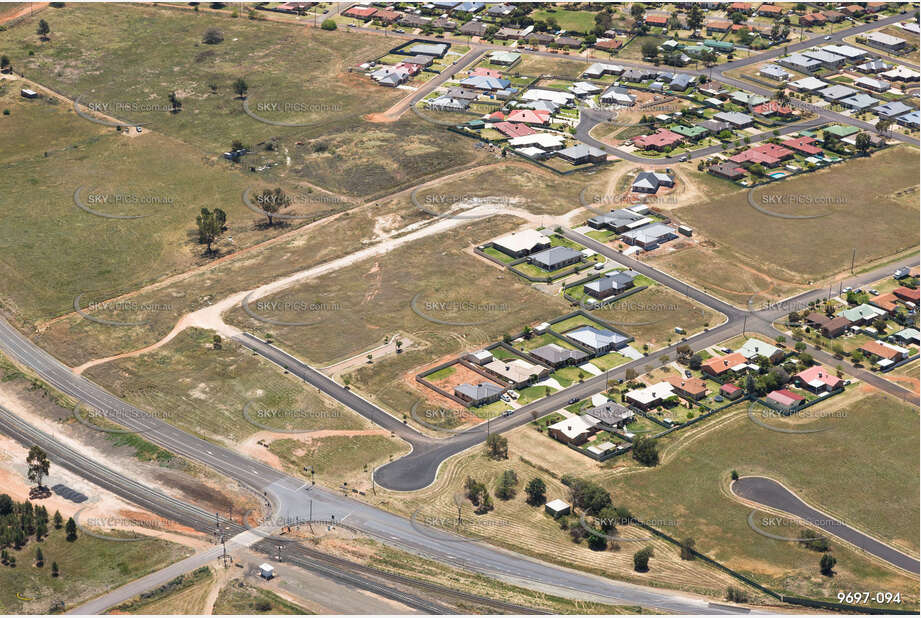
[869,289,880,295]
[685,370,692,378]
[568,397,579,404]
[501,393,511,402]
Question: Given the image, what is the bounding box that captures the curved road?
[732,476,919,574]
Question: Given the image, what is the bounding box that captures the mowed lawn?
[0,4,483,198]
[530,8,597,33]
[0,129,299,324]
[607,390,919,604]
[84,328,369,445]
[668,146,919,285]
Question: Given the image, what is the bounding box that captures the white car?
[824,35,832,40]
[500,393,511,402]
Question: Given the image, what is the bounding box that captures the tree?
[0,55,10,72]
[65,517,77,542]
[726,586,749,603]
[633,546,653,572]
[631,436,659,466]
[875,118,891,136]
[641,40,659,60]
[680,537,696,560]
[257,187,291,226]
[525,477,546,505]
[27,446,50,489]
[232,77,248,99]
[729,10,746,24]
[0,494,12,516]
[35,547,44,567]
[53,510,63,529]
[801,529,829,552]
[495,469,518,500]
[202,28,224,44]
[168,91,182,114]
[688,353,702,370]
[51,562,59,577]
[196,208,227,254]
[321,18,337,30]
[485,433,508,460]
[820,553,836,576]
[854,132,871,154]
[36,19,50,41]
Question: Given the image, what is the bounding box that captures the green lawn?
[530,8,596,34]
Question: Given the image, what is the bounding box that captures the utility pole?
[850,247,856,274]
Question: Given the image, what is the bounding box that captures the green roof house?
[705,39,734,52]
[669,124,709,140]
[823,124,859,138]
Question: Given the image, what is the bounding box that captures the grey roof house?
[529,343,588,367]
[584,271,637,299]
[527,246,582,271]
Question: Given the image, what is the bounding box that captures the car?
[843,286,852,293]
[509,391,520,400]
[593,263,605,270]
[568,397,579,404]
[395,28,405,33]
[824,35,832,40]
[136,126,142,133]
[500,393,511,402]
[869,289,879,295]
[502,409,513,417]
[678,154,688,162]
[685,370,692,378]
[722,347,732,354]
[714,395,724,402]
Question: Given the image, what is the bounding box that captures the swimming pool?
[769,172,787,179]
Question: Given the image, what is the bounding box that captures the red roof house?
[753,101,794,117]
[493,121,536,139]
[894,287,920,303]
[344,6,378,19]
[645,14,668,26]
[782,136,823,155]
[702,352,749,377]
[633,128,683,151]
[730,143,794,167]
[795,365,843,393]
[767,389,805,409]
[506,109,550,125]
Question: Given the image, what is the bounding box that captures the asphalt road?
[732,476,919,574]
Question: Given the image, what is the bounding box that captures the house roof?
[737,337,781,360]
[521,88,575,106]
[531,343,588,365]
[460,75,511,90]
[585,271,636,295]
[455,382,503,400]
[782,136,822,155]
[714,111,754,126]
[621,223,676,245]
[796,365,842,389]
[820,84,856,100]
[790,76,828,91]
[530,246,582,268]
[492,229,548,254]
[632,170,674,190]
[840,93,879,109]
[508,133,565,148]
[730,143,794,165]
[634,128,683,148]
[860,340,907,360]
[767,389,805,406]
[565,325,629,351]
[484,358,543,384]
[626,381,675,405]
[838,303,886,321]
[585,401,634,426]
[894,286,920,302]
[506,109,550,125]
[702,352,749,375]
[556,143,606,161]
[665,374,708,396]
[547,414,597,440]
[873,101,912,117]
[493,121,536,138]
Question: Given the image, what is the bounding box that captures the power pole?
[850,247,856,274]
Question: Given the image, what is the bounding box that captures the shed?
[21,88,38,99]
[545,499,571,518]
[259,563,276,579]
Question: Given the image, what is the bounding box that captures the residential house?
[714,111,754,128]
[881,65,921,82]
[708,161,746,180]
[779,53,823,73]
[493,121,536,139]
[873,100,912,119]
[466,349,494,365]
[584,401,635,430]
[759,64,793,81]
[521,88,575,107]
[482,358,547,388]
[766,388,805,410]
[556,36,582,49]
[701,352,753,378]
[752,101,794,118]
[893,286,920,304]
[454,382,504,406]
[530,343,588,368]
[555,144,607,165]
[491,229,550,258]
[859,340,909,365]
[620,223,678,250]
[737,337,784,363]
[486,3,514,17]
[757,4,783,18]
[594,38,623,52]
[789,76,828,92]
[869,292,900,313]
[820,84,857,101]
[633,128,684,151]
[488,50,521,66]
[600,86,636,106]
[838,303,887,325]
[822,10,845,22]
[729,143,794,167]
[782,136,823,155]
[897,111,920,129]
[665,375,709,401]
[720,383,743,400]
[507,133,566,151]
[584,271,637,300]
[795,365,843,393]
[625,382,675,410]
[670,124,710,141]
[632,171,675,194]
[891,327,921,346]
[528,246,582,271]
[564,325,630,355]
[821,44,868,61]
[800,12,827,27]
[587,208,651,232]
[583,62,625,79]
[409,42,449,57]
[864,31,906,53]
[803,49,846,70]
[344,5,378,19]
[548,414,598,445]
[506,108,551,125]
[459,20,488,36]
[857,59,891,73]
[706,19,732,34]
[840,93,879,111]
[569,81,602,97]
[460,74,510,91]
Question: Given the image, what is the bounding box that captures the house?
[459,20,488,36]
[523,31,555,46]
[873,101,912,119]
[488,50,521,66]
[720,383,743,400]
[403,54,436,68]
[822,10,845,22]
[587,208,651,232]
[409,42,449,57]
[709,162,746,180]
[482,358,546,387]
[528,246,582,271]
[505,108,551,125]
[779,53,823,73]
[759,64,793,81]
[802,49,846,70]
[594,38,623,52]
[530,343,588,368]
[840,93,879,111]
[864,31,906,53]
[428,96,469,112]
[706,19,732,33]
[633,128,683,151]
[625,382,675,410]
[521,88,575,107]
[857,59,891,73]
[701,352,752,378]
[491,121,533,140]
[893,286,920,304]
[444,86,480,101]
[819,315,852,338]
[399,13,430,27]
[669,74,694,91]
[491,229,550,258]
[486,3,514,17]
[731,91,769,107]
[460,75,511,91]
[545,498,571,517]
[555,143,607,165]
[569,81,602,97]
[274,2,316,14]
[859,340,909,364]
[789,76,828,92]
[730,143,794,167]
[548,414,598,445]
[714,111,754,129]
[795,365,843,393]
[466,349,494,365]
[371,67,410,87]
[897,110,920,129]
[869,292,900,313]
[766,388,805,410]
[782,136,823,155]
[737,338,784,363]
[632,171,675,194]
[508,133,566,151]
[728,2,752,14]
[892,327,921,346]
[494,27,521,40]
[620,223,677,250]
[800,12,827,27]
[752,101,793,118]
[823,124,859,139]
[882,65,921,82]
[20,88,38,99]
[757,4,783,17]
[622,68,657,82]
[344,5,378,19]
[821,44,867,62]
[841,4,865,16]
[669,124,710,141]
[374,9,402,23]
[259,563,276,579]
[820,84,857,101]
[665,375,708,401]
[838,303,887,324]
[645,14,668,27]
[556,36,582,49]
[583,62,624,79]
[704,39,734,54]
[454,382,504,406]
[600,86,636,107]
[564,325,630,354]
[584,401,634,430]
[584,271,637,300]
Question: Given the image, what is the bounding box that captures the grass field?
[0,523,191,614]
[530,8,597,34]
[108,566,214,615]
[513,54,589,79]
[84,328,368,445]
[268,433,407,489]
[654,146,920,305]
[212,580,309,614]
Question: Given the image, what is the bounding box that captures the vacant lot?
[529,8,596,34]
[84,328,368,446]
[656,147,920,304]
[212,580,308,615]
[608,390,919,603]
[513,54,589,79]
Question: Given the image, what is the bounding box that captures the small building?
[584,401,634,430]
[766,389,805,410]
[466,349,494,365]
[547,415,598,445]
[488,50,521,66]
[713,111,754,129]
[545,499,571,518]
[20,88,39,99]
[625,381,675,410]
[864,31,906,53]
[709,162,746,180]
[585,271,636,300]
[491,229,550,258]
[720,383,743,400]
[454,382,504,406]
[633,128,683,151]
[859,340,909,364]
[555,144,607,165]
[632,170,675,194]
[702,352,754,378]
[665,375,708,401]
[759,64,792,81]
[737,337,784,363]
[620,223,677,250]
[795,365,842,393]
[564,325,631,355]
[530,343,588,368]
[528,246,582,272]
[259,563,276,579]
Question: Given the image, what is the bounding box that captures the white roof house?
[492,229,549,255]
[547,414,598,441]
[625,381,674,407]
[789,76,827,92]
[508,133,566,149]
[545,498,571,516]
[520,88,576,106]
[737,337,781,361]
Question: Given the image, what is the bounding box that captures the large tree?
[258,188,291,226]
[525,477,546,505]
[27,446,50,489]
[36,19,51,41]
[196,207,227,254]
